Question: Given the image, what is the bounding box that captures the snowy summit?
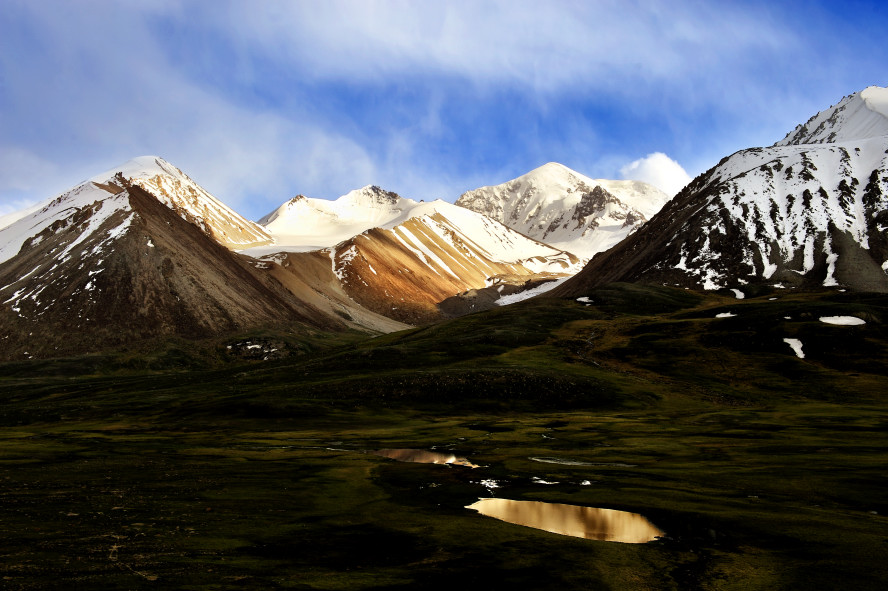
[455,162,671,259]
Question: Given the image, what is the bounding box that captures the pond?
[466,498,664,543]
[372,448,480,468]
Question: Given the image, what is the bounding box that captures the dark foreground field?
[2,285,887,590]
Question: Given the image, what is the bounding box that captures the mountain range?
[0,155,618,357]
[2,85,888,359]
[247,185,583,323]
[0,158,402,359]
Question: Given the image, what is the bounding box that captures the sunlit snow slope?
[254,185,412,253]
[107,156,272,249]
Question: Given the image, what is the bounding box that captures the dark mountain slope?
[552,86,888,297]
[0,181,341,361]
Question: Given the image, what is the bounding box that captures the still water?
[466,498,664,543]
[373,448,480,468]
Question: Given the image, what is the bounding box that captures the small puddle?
[372,448,480,468]
[530,457,637,467]
[466,498,664,543]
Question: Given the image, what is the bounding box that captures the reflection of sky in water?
[466,499,664,543]
[373,449,480,468]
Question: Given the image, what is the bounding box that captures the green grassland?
[2,285,887,589]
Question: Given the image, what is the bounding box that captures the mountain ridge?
[324,206,581,323]
[777,86,888,146]
[551,86,888,297]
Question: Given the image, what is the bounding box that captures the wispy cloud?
[216,1,790,90]
[1,1,887,220]
[0,1,383,214]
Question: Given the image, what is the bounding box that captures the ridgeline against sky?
[2,0,888,220]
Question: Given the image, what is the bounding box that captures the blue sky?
[2,0,888,221]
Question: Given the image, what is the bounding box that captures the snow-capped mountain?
[551,86,888,297]
[0,157,367,359]
[326,201,581,323]
[454,162,671,259]
[0,156,270,268]
[249,187,582,323]
[255,185,412,253]
[107,156,273,249]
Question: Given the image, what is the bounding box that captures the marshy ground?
[2,285,887,589]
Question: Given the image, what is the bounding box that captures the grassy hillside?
[2,285,887,589]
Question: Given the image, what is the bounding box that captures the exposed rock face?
[551,86,888,297]
[455,162,671,259]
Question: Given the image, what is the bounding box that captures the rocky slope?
[551,86,888,297]
[323,203,581,324]
[455,162,671,259]
[0,158,389,360]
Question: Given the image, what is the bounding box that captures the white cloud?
[2,1,882,222]
[216,0,793,101]
[620,153,692,197]
[0,1,384,220]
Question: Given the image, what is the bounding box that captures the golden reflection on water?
[466,499,664,543]
[373,449,480,468]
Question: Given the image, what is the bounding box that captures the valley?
[2,286,887,589]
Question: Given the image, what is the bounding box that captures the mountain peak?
[89,155,177,184]
[1,155,271,264]
[776,85,888,146]
[528,161,573,175]
[344,185,404,206]
[455,163,670,259]
[514,162,585,186]
[253,186,419,253]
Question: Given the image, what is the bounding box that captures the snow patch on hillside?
[666,123,888,291]
[819,316,866,325]
[496,277,570,306]
[783,338,805,358]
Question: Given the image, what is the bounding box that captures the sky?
[2,0,888,221]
